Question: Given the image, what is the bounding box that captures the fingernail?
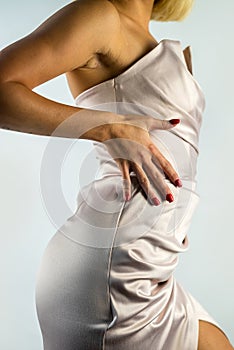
[124,193,131,201]
[175,179,183,187]
[151,197,160,206]
[169,119,180,125]
[166,193,174,203]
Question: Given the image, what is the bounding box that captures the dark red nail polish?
[175,179,183,187]
[166,193,174,203]
[152,197,160,206]
[169,119,180,125]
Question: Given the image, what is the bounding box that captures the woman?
[0,0,232,349]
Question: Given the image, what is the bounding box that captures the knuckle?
[122,178,131,189]
[172,172,179,181]
[161,158,171,169]
[152,172,159,179]
[149,144,160,157]
[148,143,155,151]
[167,169,178,179]
[138,150,147,163]
[138,177,148,186]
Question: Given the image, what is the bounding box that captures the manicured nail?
[175,179,183,187]
[169,119,180,125]
[166,193,174,203]
[151,197,160,206]
[124,193,131,201]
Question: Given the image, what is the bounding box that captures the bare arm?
[0,0,181,203]
[0,0,121,139]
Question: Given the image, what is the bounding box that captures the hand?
[103,114,182,205]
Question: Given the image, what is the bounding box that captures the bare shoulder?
[33,0,121,40]
[0,0,121,88]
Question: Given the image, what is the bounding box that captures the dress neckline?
[74,38,205,103]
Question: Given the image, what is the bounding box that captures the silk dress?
[35,39,225,350]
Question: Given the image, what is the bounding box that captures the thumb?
[148,118,180,131]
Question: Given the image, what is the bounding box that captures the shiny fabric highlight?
[35,39,222,350]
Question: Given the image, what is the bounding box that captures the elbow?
[0,83,10,129]
[0,48,27,87]
[0,51,30,130]
[0,81,19,130]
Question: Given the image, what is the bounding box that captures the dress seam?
[102,198,127,349]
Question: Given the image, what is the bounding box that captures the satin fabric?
[35,39,222,350]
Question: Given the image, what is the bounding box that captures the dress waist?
[92,128,198,181]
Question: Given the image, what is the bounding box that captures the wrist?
[79,111,126,142]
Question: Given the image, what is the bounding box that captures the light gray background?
[0,1,233,348]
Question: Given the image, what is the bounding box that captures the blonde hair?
[151,0,194,21]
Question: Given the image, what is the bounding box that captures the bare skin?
[0,0,180,204]
[0,0,232,347]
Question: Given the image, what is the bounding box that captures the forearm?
[0,81,123,141]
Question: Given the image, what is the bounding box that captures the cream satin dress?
[35,39,225,350]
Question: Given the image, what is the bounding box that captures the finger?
[117,159,132,201]
[148,144,183,188]
[147,118,180,131]
[142,161,174,203]
[156,154,182,188]
[130,162,161,206]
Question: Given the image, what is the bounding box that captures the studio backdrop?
[0,0,233,348]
